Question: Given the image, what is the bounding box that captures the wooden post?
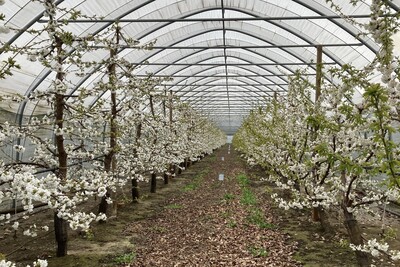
[148,95,158,191]
[312,45,323,222]
[315,45,322,102]
[169,90,173,127]
[168,90,174,180]
[161,90,169,185]
[99,26,120,219]
[132,122,142,202]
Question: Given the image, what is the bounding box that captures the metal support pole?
[315,45,323,102]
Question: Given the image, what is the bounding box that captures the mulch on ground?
[126,146,300,267]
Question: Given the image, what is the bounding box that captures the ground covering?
[2,145,383,266]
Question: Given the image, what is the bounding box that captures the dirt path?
[127,145,300,267]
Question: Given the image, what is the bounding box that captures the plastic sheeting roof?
[1,0,399,135]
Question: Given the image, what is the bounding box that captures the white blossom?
[0,24,10,34]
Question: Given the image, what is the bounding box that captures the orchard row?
[0,1,225,266]
[233,1,400,266]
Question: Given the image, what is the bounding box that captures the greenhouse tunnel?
[1,0,400,266]
[2,0,399,137]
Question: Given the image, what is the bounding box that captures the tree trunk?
[54,212,68,257]
[178,163,183,174]
[164,172,169,185]
[342,206,371,267]
[169,164,174,180]
[312,207,320,222]
[131,178,139,202]
[150,172,157,193]
[53,37,68,257]
[312,206,331,232]
[98,189,114,222]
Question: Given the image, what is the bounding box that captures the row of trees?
[0,0,226,265]
[233,1,400,266]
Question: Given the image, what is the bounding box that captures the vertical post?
[162,89,166,118]
[148,95,158,191]
[161,90,169,185]
[99,25,120,219]
[312,45,323,223]
[132,122,141,202]
[169,90,175,177]
[315,45,323,102]
[169,90,173,127]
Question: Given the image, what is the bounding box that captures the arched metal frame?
[1,0,397,134]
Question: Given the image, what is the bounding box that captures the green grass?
[223,193,235,200]
[221,211,232,218]
[240,188,257,206]
[237,173,250,187]
[237,174,257,205]
[237,174,275,229]
[246,208,276,229]
[183,183,197,191]
[227,219,237,228]
[165,203,183,209]
[150,226,167,233]
[248,246,269,257]
[182,170,209,192]
[113,251,136,264]
[208,154,217,162]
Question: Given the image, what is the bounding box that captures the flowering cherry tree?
[1,0,226,263]
[234,1,400,265]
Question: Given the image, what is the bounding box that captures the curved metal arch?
[126,20,343,73]
[167,64,288,87]
[18,3,346,104]
[14,0,375,121]
[121,0,379,54]
[174,71,284,97]
[171,72,284,97]
[68,5,361,101]
[91,57,284,111]
[136,32,318,77]
[175,75,280,108]
[134,53,294,101]
[154,52,298,86]
[17,24,295,121]
[176,82,277,104]
[13,0,158,123]
[183,93,271,110]
[83,44,298,108]
[119,4,375,64]
[290,0,378,53]
[157,64,282,103]
[185,89,264,109]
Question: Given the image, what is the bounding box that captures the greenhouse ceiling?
[1,0,400,135]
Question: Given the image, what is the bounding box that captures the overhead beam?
[181,95,271,101]
[38,14,396,23]
[132,62,335,66]
[158,83,288,86]
[176,90,285,93]
[135,74,316,78]
[87,43,362,49]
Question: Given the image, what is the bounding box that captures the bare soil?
[1,145,399,266]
